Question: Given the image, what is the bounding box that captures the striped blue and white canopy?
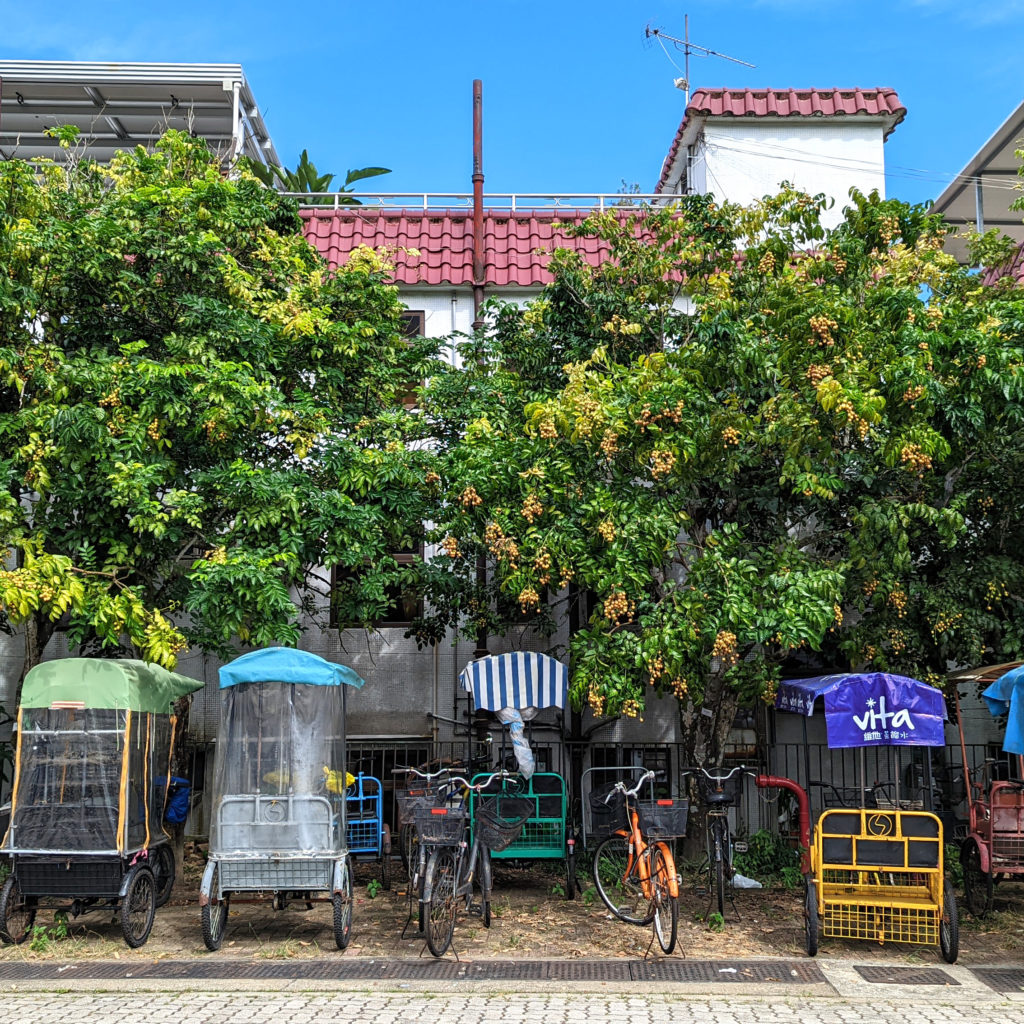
[459,652,568,711]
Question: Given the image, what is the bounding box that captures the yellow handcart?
[774,672,958,963]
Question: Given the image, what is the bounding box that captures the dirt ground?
[3,851,1024,965]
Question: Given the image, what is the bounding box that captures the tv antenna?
[645,17,755,104]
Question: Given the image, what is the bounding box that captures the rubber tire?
[400,822,417,880]
[805,880,819,957]
[0,875,36,945]
[961,841,993,917]
[424,847,458,957]
[152,844,176,908]
[565,845,577,901]
[480,845,492,929]
[201,862,229,952]
[380,825,393,891]
[940,877,959,964]
[651,845,678,954]
[592,834,656,925]
[333,857,354,950]
[715,848,726,919]
[120,865,156,949]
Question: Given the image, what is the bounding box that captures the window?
[330,543,423,630]
[400,311,425,411]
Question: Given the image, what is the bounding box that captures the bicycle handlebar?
[605,769,657,802]
[445,769,521,793]
[682,764,752,781]
[393,766,457,783]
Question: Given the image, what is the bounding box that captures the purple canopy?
[775,673,947,749]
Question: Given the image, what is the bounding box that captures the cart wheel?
[804,880,819,957]
[120,865,156,948]
[960,841,993,917]
[0,876,36,945]
[424,847,458,957]
[940,877,959,964]
[152,844,176,908]
[380,824,393,891]
[201,862,229,952]
[333,857,354,950]
[565,841,577,901]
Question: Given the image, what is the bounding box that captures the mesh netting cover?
[209,681,348,857]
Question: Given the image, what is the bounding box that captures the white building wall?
[701,122,887,230]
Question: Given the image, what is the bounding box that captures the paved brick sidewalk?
[0,991,1022,1024]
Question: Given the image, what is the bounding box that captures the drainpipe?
[756,774,811,875]
[471,79,489,662]
[230,81,242,164]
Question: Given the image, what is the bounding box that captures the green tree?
[246,150,391,205]
[420,190,1024,768]
[0,131,439,695]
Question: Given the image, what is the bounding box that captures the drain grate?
[971,968,1024,993]
[855,965,959,986]
[382,961,467,981]
[545,961,633,982]
[631,961,825,984]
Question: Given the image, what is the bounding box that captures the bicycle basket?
[413,805,468,844]
[588,785,628,838]
[474,796,534,853]
[396,784,447,823]
[696,772,743,807]
[638,798,689,838]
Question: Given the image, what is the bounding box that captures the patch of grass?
[707,911,725,933]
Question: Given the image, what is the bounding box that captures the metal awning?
[0,60,278,167]
[459,652,567,711]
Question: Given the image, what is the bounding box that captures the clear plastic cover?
[5,708,173,854]
[209,681,347,858]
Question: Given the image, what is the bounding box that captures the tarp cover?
[982,664,1024,755]
[459,652,567,712]
[21,658,203,713]
[775,672,947,748]
[219,647,365,690]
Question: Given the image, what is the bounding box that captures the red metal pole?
[756,774,811,875]
[472,79,485,329]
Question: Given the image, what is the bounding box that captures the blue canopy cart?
[459,653,578,899]
[199,648,365,951]
[956,663,1024,916]
[776,672,957,962]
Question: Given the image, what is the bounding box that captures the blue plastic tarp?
[775,672,947,748]
[219,647,365,690]
[459,652,567,712]
[982,665,1024,755]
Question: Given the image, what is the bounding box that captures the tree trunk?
[16,610,55,710]
[169,695,192,880]
[679,670,740,859]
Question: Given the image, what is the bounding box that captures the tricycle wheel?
[961,840,992,917]
[0,876,36,945]
[152,844,176,908]
[120,865,156,948]
[333,857,353,950]
[804,880,819,957]
[940,877,959,964]
[201,862,229,951]
[380,824,393,891]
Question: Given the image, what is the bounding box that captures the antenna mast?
[646,16,755,104]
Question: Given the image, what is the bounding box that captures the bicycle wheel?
[400,822,418,880]
[479,844,492,928]
[0,876,35,945]
[424,847,458,957]
[380,824,393,891]
[651,845,678,954]
[592,834,655,925]
[712,823,727,918]
[565,841,577,901]
[152,843,176,908]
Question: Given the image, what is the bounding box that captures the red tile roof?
[302,208,630,287]
[982,240,1024,287]
[656,87,907,192]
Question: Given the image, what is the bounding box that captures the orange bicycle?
[590,769,686,953]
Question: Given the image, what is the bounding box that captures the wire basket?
[638,798,689,838]
[396,784,447,824]
[474,796,534,853]
[413,805,468,844]
[589,786,629,838]
[696,772,743,807]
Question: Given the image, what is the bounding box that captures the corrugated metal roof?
[301,208,630,287]
[656,87,906,192]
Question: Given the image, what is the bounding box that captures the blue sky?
[1,0,1022,207]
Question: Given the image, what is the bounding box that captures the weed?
[945,844,964,889]
[506,932,521,948]
[707,911,725,933]
[732,829,802,889]
[550,882,565,898]
[366,878,382,899]
[26,914,69,953]
[581,885,596,907]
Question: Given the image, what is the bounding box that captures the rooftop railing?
[286,192,673,212]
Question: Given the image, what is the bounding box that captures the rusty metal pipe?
[756,774,811,875]
[472,79,485,327]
